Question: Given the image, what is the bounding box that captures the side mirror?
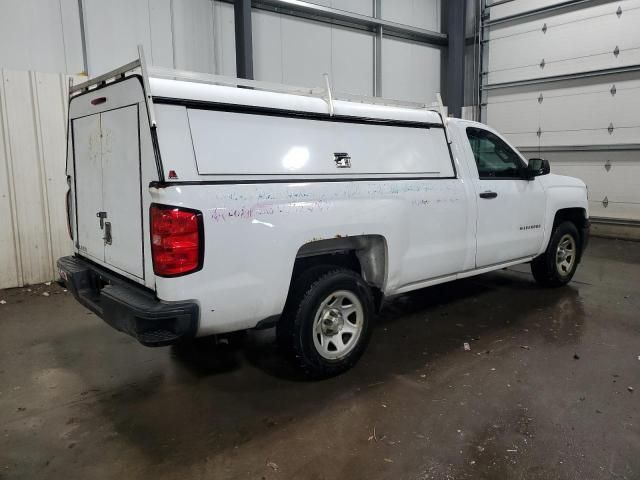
[525,158,550,179]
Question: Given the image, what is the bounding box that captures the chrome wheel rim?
[313,290,364,360]
[556,234,576,277]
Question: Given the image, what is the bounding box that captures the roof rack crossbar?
[69,59,141,94]
[70,45,442,124]
[147,65,432,111]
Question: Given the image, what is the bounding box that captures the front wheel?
[531,221,580,287]
[277,267,374,378]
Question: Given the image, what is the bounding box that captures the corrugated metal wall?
[0,71,82,289]
[482,0,640,223]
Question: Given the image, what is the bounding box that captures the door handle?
[96,211,107,229]
[479,191,498,199]
[103,222,112,245]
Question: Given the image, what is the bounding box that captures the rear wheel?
[277,267,374,378]
[531,221,580,287]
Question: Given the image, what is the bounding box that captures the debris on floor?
[266,461,279,471]
[42,292,50,297]
[628,386,634,393]
[573,353,580,359]
[0,300,6,305]
[463,342,471,351]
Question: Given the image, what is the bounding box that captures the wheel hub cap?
[320,308,344,336]
[313,290,364,360]
[558,248,568,262]
[555,234,576,276]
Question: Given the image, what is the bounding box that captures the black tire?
[277,267,375,379]
[531,221,580,287]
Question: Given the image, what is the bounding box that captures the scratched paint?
[208,180,463,223]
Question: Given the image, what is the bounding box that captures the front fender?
[538,174,589,255]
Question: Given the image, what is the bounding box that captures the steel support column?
[373,0,383,97]
[234,0,254,79]
[77,0,89,74]
[446,0,466,118]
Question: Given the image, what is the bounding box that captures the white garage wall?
[252,11,375,95]
[307,0,373,15]
[82,0,236,76]
[483,0,640,223]
[381,0,441,31]
[0,0,84,74]
[382,38,441,103]
[0,71,82,289]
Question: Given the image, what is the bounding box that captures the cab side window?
[466,127,525,179]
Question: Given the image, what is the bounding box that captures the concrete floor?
[0,237,638,480]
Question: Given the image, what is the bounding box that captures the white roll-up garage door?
[482,0,640,223]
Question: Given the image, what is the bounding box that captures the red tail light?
[150,204,204,277]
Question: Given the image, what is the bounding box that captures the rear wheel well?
[290,236,387,310]
[292,251,360,279]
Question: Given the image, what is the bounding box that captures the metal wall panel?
[82,0,235,76]
[252,13,374,96]
[148,0,174,68]
[0,70,80,289]
[381,0,441,32]
[281,16,332,87]
[0,0,83,74]
[172,0,216,73]
[382,37,441,103]
[309,0,373,15]
[83,0,154,75]
[252,9,284,83]
[332,27,374,96]
[213,0,237,76]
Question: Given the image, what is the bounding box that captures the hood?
[540,173,587,190]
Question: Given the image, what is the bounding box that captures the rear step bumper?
[57,256,199,347]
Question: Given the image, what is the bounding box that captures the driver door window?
[466,127,525,179]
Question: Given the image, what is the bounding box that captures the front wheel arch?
[532,221,580,287]
[550,207,588,260]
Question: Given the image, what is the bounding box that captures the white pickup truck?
[58,54,589,377]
